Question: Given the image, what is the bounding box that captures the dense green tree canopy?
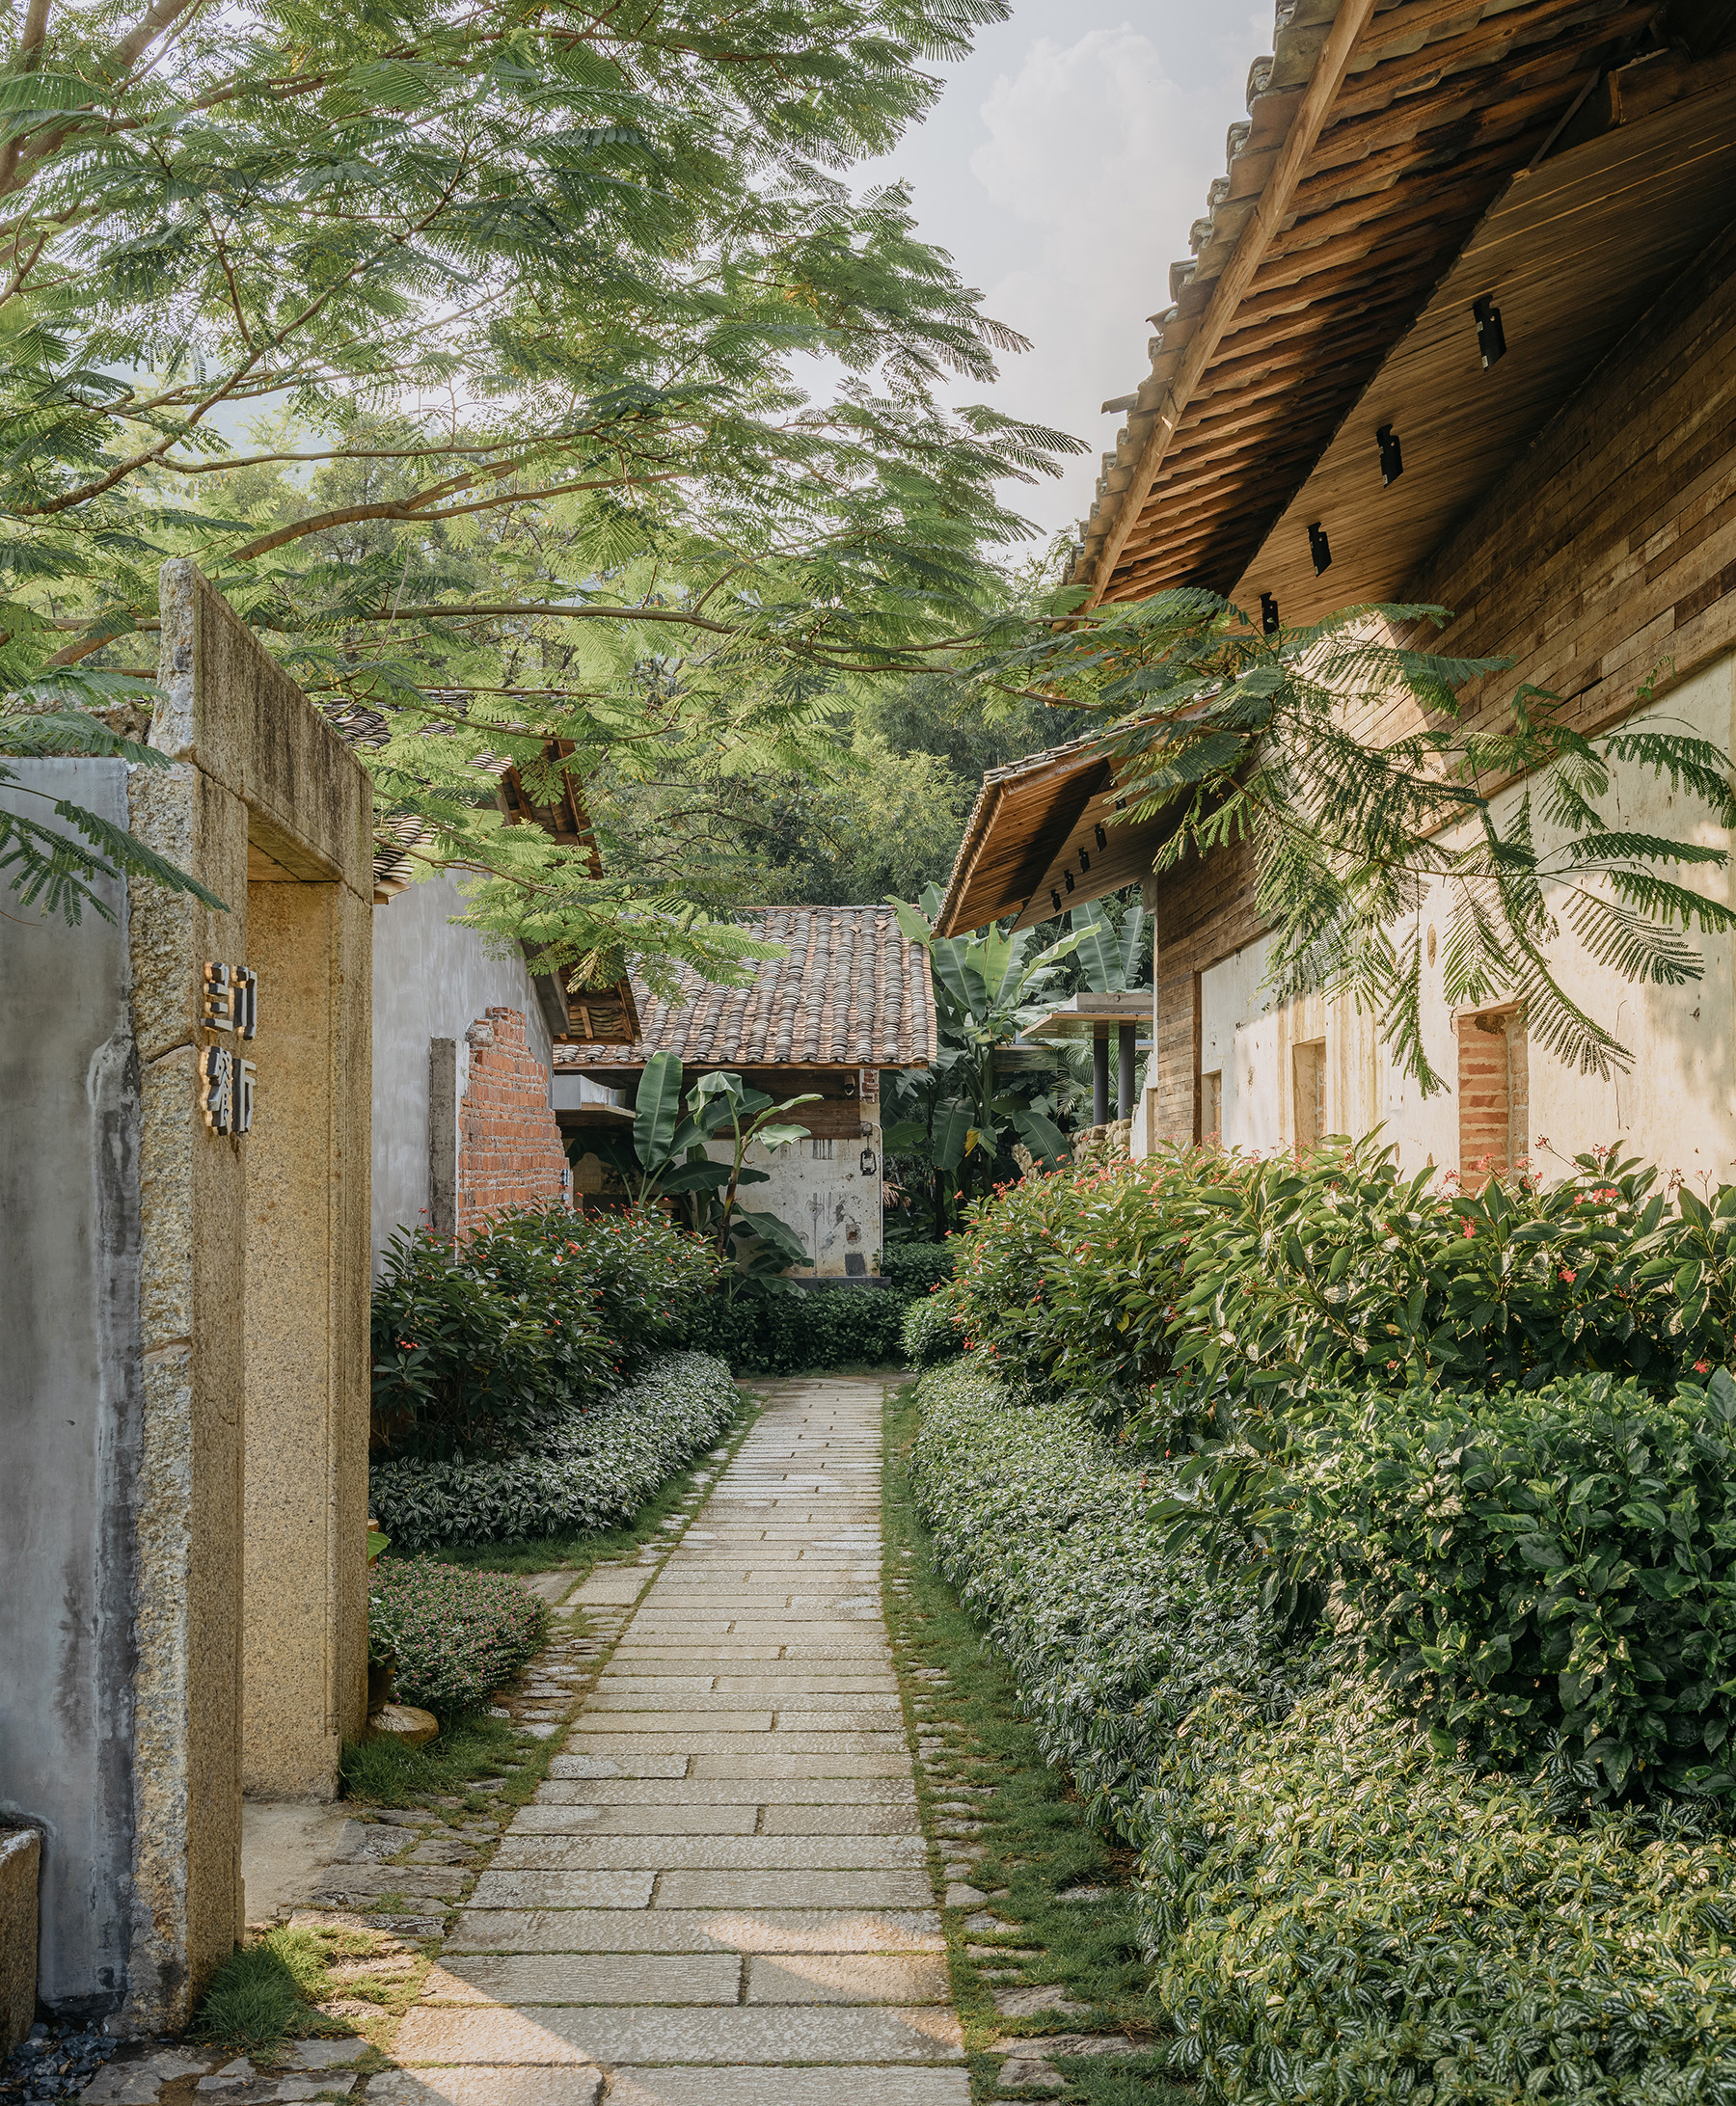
[0,0,1080,978]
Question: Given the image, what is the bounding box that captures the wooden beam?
[1084,0,1383,608]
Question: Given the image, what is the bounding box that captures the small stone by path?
[385,1377,967,2106]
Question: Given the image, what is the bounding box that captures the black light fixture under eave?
[1261,592,1279,636]
[1064,868,1075,893]
[1094,822,1108,850]
[1078,848,1091,874]
[1473,292,1506,369]
[1377,424,1403,486]
[1308,522,1332,576]
[1050,887,1063,914]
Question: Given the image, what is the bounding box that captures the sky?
[852,1,1271,549]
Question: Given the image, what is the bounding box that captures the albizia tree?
[0,0,1079,979]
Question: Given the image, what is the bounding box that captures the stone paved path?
[389,1376,967,2106]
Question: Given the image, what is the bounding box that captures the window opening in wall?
[809,1137,835,1161]
[1293,1039,1327,1150]
[1202,1069,1223,1144]
[1457,1008,1528,1188]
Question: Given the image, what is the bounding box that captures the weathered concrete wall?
[123,560,372,2025]
[370,875,556,1264]
[0,761,142,2016]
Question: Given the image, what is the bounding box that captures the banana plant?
[585,1051,816,1268]
[1071,894,1146,992]
[886,885,1085,1224]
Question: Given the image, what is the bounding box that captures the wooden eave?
[933,731,1185,936]
[502,737,641,1044]
[1071,0,1719,608]
[1231,60,1736,624]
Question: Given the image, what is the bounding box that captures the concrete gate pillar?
[122,561,372,2026]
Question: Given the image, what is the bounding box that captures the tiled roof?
[552,906,936,1070]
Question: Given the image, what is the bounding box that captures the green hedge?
[369,1350,738,1552]
[681,1281,908,1373]
[908,1359,1736,2105]
[880,1242,956,1296]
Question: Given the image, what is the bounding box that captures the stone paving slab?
[424,1955,742,2005]
[363,2071,603,2105]
[603,2073,968,2106]
[390,1379,960,2099]
[444,1910,944,1955]
[493,1836,926,1872]
[467,1872,656,1910]
[532,1778,915,1807]
[567,1732,907,1755]
[393,2006,963,2065]
[653,1870,933,1910]
[687,1753,911,1779]
[745,1955,952,2004]
[506,1805,759,1836]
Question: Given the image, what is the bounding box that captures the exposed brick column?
[456,1007,571,1232]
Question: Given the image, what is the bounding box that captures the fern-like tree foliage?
[0,0,1080,967]
[969,591,1736,1092]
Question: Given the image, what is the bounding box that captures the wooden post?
[1117,1024,1136,1120]
[1093,1032,1109,1126]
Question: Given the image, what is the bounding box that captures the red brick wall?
[457,1007,570,1233]
[1457,1017,1511,1185]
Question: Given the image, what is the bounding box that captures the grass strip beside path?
[882,1377,1191,2105]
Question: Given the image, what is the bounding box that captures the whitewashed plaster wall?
[716,1114,886,1276]
[1182,647,1736,1181]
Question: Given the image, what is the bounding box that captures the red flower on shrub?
[1560,1268,1577,1284]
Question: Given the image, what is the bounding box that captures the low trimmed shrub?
[367,1557,548,1715]
[682,1282,907,1373]
[369,1350,739,1552]
[909,1358,1736,2106]
[1301,1367,1736,1795]
[371,1203,720,1463]
[901,1290,963,1368]
[880,1242,956,1296]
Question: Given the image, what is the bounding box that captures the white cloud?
[960,18,1264,540]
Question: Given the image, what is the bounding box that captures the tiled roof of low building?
[552,905,936,1070]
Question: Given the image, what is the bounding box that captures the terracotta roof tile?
[552,906,936,1070]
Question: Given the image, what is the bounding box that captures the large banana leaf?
[1119,898,1147,986]
[660,1158,734,1194]
[1070,900,1124,989]
[931,1099,975,1172]
[732,1208,809,1263]
[1012,1102,1072,1168]
[633,1048,684,1172]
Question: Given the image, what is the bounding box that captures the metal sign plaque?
[200,962,259,1133]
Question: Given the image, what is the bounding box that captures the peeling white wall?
[1190,646,1736,1180]
[722,1114,886,1276]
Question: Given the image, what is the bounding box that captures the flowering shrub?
[371,1203,721,1462]
[936,1146,1225,1428]
[367,1557,547,1716]
[938,1139,1736,1440]
[909,1358,1736,2105]
[369,1350,738,1552]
